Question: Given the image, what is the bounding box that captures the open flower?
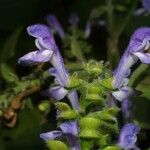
[118,123,140,150]
[45,14,65,39]
[113,27,150,89]
[40,121,79,150]
[18,24,79,110]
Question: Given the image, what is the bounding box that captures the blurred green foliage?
[0,0,150,149]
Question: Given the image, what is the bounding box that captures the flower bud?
[38,101,50,112]
[84,60,104,77]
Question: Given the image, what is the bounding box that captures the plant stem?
[106,0,119,69]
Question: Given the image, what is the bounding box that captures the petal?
[47,86,68,100]
[59,121,78,137]
[27,24,57,50]
[66,135,80,150]
[18,50,53,65]
[118,123,140,149]
[121,99,132,122]
[40,130,62,141]
[46,14,65,39]
[51,53,69,87]
[49,67,63,86]
[85,21,91,38]
[133,8,146,16]
[112,86,134,101]
[67,91,80,110]
[134,52,150,63]
[113,53,138,88]
[142,0,150,11]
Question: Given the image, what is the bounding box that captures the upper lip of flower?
[113,27,150,89]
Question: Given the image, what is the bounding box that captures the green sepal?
[84,83,104,104]
[55,102,71,112]
[58,110,78,120]
[79,117,100,139]
[1,63,18,82]
[83,60,104,77]
[100,77,114,90]
[102,146,122,150]
[95,134,110,149]
[46,140,69,150]
[55,102,78,120]
[85,94,103,103]
[80,139,93,150]
[68,73,81,89]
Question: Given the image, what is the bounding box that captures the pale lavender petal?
[67,91,80,110]
[66,135,80,150]
[59,121,78,137]
[112,53,138,88]
[60,121,79,150]
[18,50,53,65]
[47,86,68,100]
[134,52,150,63]
[112,86,134,101]
[46,14,65,39]
[51,53,70,87]
[85,21,91,38]
[49,67,64,86]
[121,99,132,122]
[118,123,140,149]
[69,13,79,27]
[133,8,146,16]
[27,24,58,50]
[40,130,62,141]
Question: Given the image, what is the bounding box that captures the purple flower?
[45,14,65,39]
[69,13,79,28]
[112,86,134,102]
[141,0,150,12]
[48,67,80,109]
[118,123,140,150]
[18,24,79,110]
[121,99,132,123]
[40,121,80,150]
[18,24,68,85]
[113,27,150,89]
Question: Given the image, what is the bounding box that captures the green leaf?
[0,27,22,82]
[1,108,43,149]
[71,36,85,62]
[0,27,23,62]
[1,63,18,82]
